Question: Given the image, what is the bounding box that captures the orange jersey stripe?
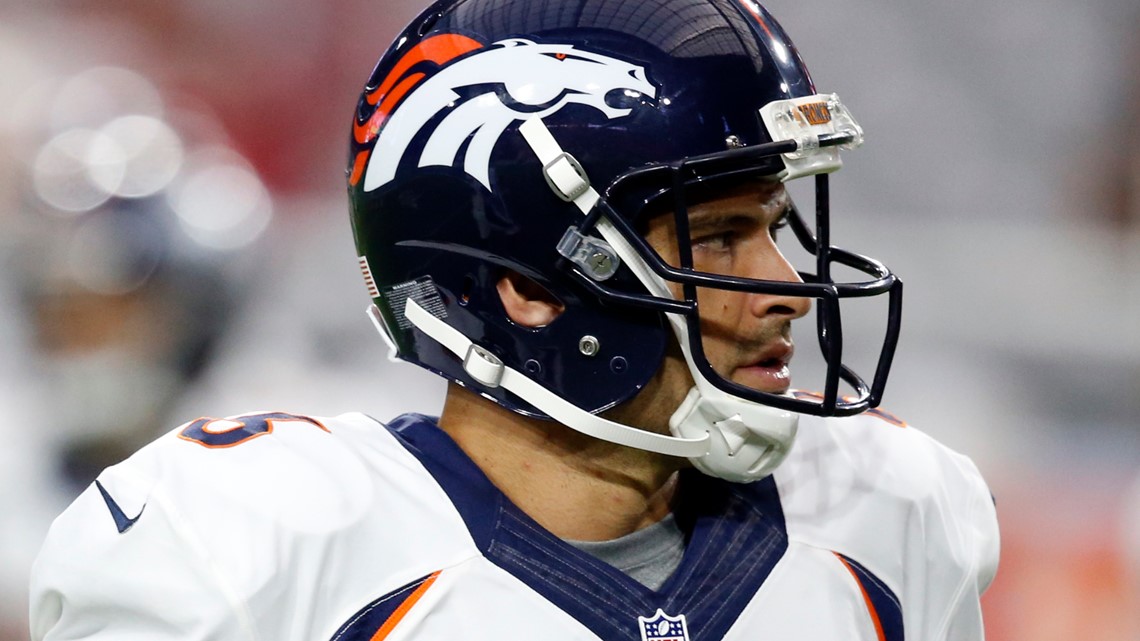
[835,554,886,641]
[369,571,441,641]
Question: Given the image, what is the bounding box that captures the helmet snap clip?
[557,227,621,281]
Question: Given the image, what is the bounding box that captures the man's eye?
[693,231,737,252]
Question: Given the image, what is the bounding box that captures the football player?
[30,0,1000,639]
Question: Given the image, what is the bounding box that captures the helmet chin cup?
[670,387,799,483]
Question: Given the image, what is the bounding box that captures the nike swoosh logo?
[95,480,145,533]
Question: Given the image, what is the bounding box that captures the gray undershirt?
[565,513,685,591]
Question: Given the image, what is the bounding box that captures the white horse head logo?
[362,39,656,192]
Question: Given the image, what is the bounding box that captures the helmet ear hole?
[496,270,565,328]
[459,275,476,306]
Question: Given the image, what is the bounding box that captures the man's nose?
[747,247,812,321]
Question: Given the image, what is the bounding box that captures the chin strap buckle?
[543,152,591,202]
[463,344,505,388]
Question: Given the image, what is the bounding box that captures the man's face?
[610,180,811,434]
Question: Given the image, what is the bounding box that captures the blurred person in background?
[15,198,240,491]
[1,20,272,638]
[2,4,441,635]
[3,62,271,491]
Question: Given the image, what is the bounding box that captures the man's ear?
[497,271,565,328]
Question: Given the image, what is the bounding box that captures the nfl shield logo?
[638,608,690,641]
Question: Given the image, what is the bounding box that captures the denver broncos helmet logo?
[350,35,657,192]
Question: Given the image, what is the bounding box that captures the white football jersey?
[30,409,998,641]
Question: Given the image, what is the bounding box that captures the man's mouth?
[733,343,794,393]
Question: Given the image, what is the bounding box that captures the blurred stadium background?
[2,0,1138,638]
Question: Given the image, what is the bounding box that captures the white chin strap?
[386,117,799,482]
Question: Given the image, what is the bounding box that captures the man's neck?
[437,384,685,541]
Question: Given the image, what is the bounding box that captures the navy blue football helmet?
[348,0,901,481]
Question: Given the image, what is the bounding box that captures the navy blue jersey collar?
[385,413,788,641]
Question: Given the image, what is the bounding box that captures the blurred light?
[168,148,272,250]
[50,67,163,131]
[85,130,128,194]
[100,115,184,198]
[33,129,125,213]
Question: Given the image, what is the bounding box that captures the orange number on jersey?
[178,412,328,448]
